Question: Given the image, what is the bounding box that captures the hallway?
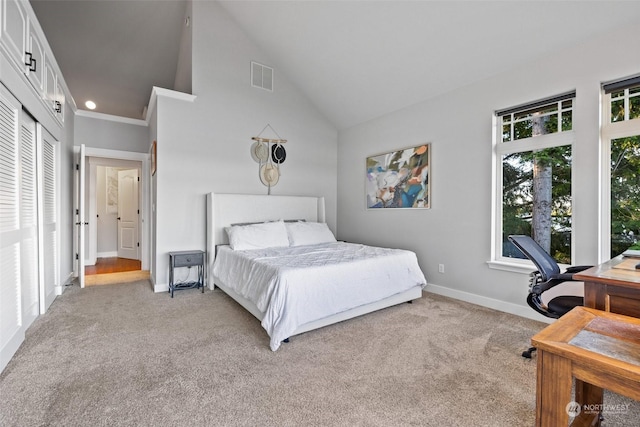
[85,257,141,275]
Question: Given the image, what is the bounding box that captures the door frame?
[73,147,150,273]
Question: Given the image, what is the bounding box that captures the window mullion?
[625,89,630,121]
[497,131,575,156]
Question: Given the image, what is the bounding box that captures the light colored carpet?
[0,281,638,426]
[85,270,150,286]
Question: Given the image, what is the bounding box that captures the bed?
[206,193,427,351]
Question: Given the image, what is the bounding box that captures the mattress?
[212,242,427,350]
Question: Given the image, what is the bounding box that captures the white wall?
[75,114,149,153]
[149,1,338,290]
[337,22,640,321]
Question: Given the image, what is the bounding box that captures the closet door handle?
[54,101,62,113]
[24,52,36,72]
[24,52,33,69]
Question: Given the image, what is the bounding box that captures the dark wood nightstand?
[168,250,205,298]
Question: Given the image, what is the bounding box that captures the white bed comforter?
[212,242,427,351]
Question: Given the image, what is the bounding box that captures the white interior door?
[0,85,23,371]
[19,110,39,329]
[78,144,86,288]
[117,169,138,260]
[38,126,58,311]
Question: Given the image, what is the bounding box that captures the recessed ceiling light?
[85,100,97,110]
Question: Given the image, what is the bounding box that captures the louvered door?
[19,108,39,329]
[0,83,59,373]
[0,84,24,370]
[39,127,58,310]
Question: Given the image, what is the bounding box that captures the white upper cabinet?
[26,16,45,95]
[1,0,65,124]
[54,77,64,122]
[1,0,28,71]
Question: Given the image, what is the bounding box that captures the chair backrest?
[508,235,561,281]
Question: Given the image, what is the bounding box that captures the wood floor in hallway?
[85,257,141,275]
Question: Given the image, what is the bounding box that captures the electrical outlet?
[438,264,445,274]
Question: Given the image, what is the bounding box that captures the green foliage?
[503,146,572,264]
[611,136,640,257]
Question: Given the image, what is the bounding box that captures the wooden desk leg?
[584,282,605,311]
[536,350,572,427]
[573,379,604,427]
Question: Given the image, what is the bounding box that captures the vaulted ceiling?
[31,1,640,130]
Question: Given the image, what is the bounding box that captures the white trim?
[56,272,74,296]
[154,282,169,293]
[74,146,148,162]
[486,260,538,274]
[600,88,640,262]
[73,146,150,271]
[75,109,147,127]
[0,329,25,374]
[74,87,196,127]
[492,99,576,265]
[144,86,197,123]
[425,283,553,325]
[97,251,118,258]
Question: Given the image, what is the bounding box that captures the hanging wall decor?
[366,143,430,209]
[251,124,287,194]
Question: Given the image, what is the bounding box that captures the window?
[602,76,640,260]
[494,92,576,265]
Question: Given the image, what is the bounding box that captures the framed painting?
[366,144,430,209]
[150,140,157,176]
[105,167,119,213]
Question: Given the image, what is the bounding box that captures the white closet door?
[19,109,39,329]
[39,127,58,310]
[0,84,24,371]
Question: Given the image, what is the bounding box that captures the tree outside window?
[496,94,574,264]
[603,78,640,259]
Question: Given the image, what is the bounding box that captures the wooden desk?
[575,256,640,318]
[532,306,640,427]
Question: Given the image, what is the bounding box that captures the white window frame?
[600,80,640,262]
[489,95,576,272]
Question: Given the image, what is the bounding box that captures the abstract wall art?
[366,144,430,209]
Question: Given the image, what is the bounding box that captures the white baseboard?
[56,272,75,296]
[0,329,25,375]
[424,283,553,324]
[152,273,168,293]
[154,284,169,293]
[97,251,118,258]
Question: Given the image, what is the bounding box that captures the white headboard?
[206,193,326,286]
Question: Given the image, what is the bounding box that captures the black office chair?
[508,235,592,358]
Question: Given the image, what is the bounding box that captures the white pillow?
[286,221,337,246]
[226,220,290,250]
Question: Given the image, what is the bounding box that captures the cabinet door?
[54,78,64,123]
[1,0,28,71]
[25,17,45,95]
[44,58,56,111]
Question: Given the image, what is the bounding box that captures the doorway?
[86,159,141,279]
[74,146,150,288]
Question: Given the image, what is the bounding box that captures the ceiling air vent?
[251,61,273,92]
